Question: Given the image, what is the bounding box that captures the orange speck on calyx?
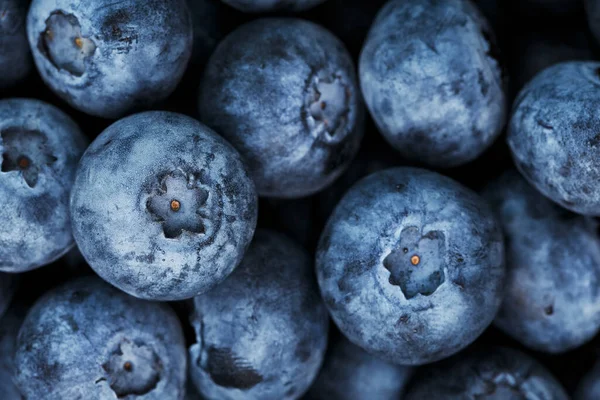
[123,361,132,371]
[411,255,420,266]
[18,156,29,169]
[74,37,83,48]
[170,199,181,212]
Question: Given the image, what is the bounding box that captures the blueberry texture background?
[0,0,32,89]
[200,18,364,198]
[70,111,257,301]
[27,0,193,118]
[189,230,329,400]
[316,167,505,365]
[483,171,600,353]
[508,61,600,216]
[0,98,88,273]
[405,347,569,399]
[219,0,325,13]
[307,336,413,400]
[15,277,187,400]
[359,0,507,168]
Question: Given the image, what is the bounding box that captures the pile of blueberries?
[4,0,600,398]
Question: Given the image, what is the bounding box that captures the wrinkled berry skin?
[27,0,193,119]
[307,336,413,400]
[0,305,25,400]
[360,0,507,168]
[405,347,569,399]
[0,273,17,320]
[0,99,88,273]
[189,230,329,400]
[0,0,32,89]
[508,62,600,216]
[577,360,600,400]
[219,0,325,13]
[70,112,257,301]
[15,277,187,400]
[316,168,505,365]
[483,171,600,353]
[200,18,364,199]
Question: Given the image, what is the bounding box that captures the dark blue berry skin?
[316,167,505,366]
[15,277,187,400]
[219,0,325,12]
[508,61,600,216]
[189,230,329,400]
[577,360,600,400]
[0,99,88,273]
[199,18,364,199]
[405,347,569,399]
[359,0,507,168]
[0,305,25,400]
[0,273,17,320]
[483,171,600,353]
[27,0,193,119]
[70,111,257,301]
[307,336,413,400]
[0,0,32,89]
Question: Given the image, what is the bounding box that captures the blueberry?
[0,99,88,273]
[199,18,364,198]
[0,0,32,89]
[70,111,257,301]
[576,359,600,400]
[27,0,193,118]
[189,230,329,400]
[359,0,507,168]
[508,61,600,216]
[404,347,569,399]
[0,273,17,320]
[15,277,187,399]
[482,171,600,353]
[307,336,413,400]
[316,167,505,365]
[0,305,25,400]
[218,0,325,13]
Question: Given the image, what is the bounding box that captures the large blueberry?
[218,0,325,12]
[0,0,32,89]
[359,0,507,168]
[0,273,17,320]
[0,99,88,273]
[316,167,505,365]
[70,111,257,301]
[0,305,25,400]
[307,336,413,400]
[27,0,193,119]
[189,230,329,400]
[577,359,600,400]
[508,61,600,216]
[405,347,568,399]
[15,277,187,399]
[483,171,600,353]
[199,18,364,198]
